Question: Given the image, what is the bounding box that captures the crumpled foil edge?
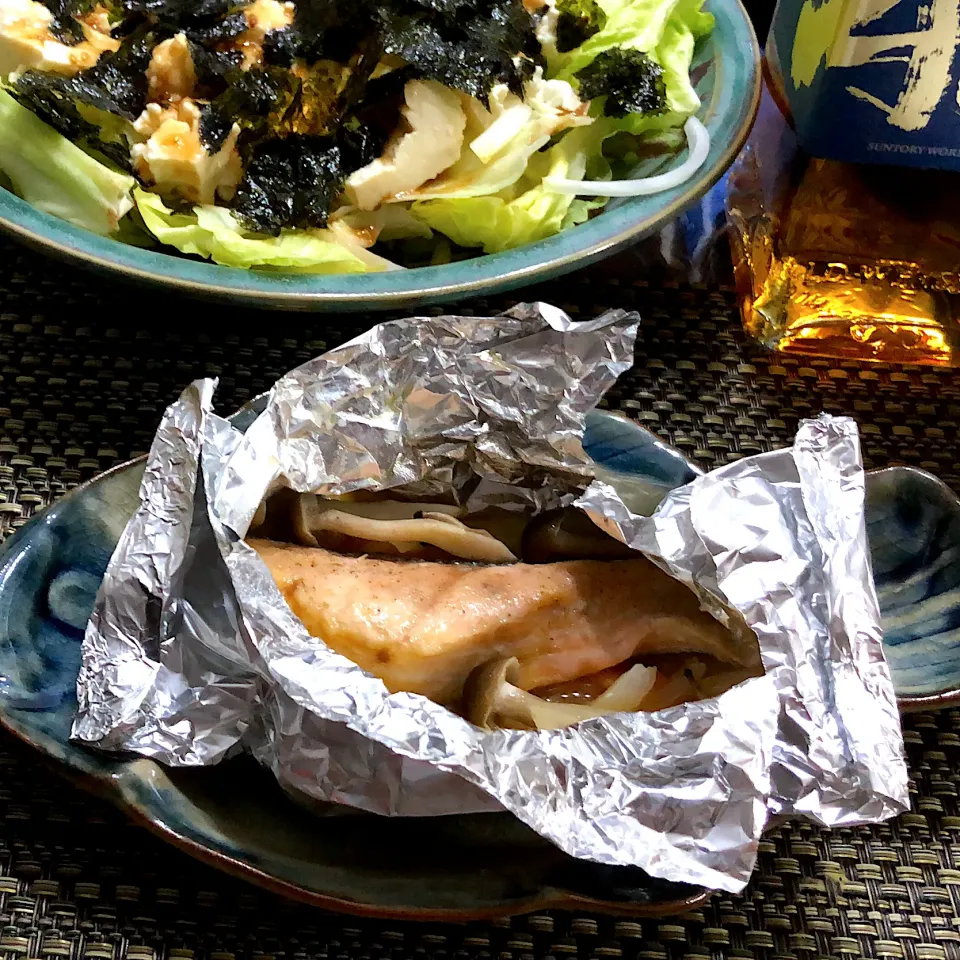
[70,304,909,894]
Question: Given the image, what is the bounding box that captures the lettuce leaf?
[611,14,704,136]
[406,71,593,202]
[337,204,434,242]
[411,123,607,253]
[672,0,714,39]
[134,189,387,273]
[0,88,135,236]
[550,0,683,79]
[548,0,712,135]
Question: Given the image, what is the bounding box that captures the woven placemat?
[1,235,959,960]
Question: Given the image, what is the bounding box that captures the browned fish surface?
[249,538,760,705]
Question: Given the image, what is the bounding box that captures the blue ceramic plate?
[0,410,946,919]
[0,409,708,921]
[865,466,960,712]
[0,0,760,312]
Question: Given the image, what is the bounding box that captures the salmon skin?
[249,538,761,706]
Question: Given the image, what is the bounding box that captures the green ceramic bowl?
[0,1,759,312]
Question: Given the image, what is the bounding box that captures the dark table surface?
[1,196,960,957]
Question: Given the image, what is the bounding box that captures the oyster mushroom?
[292,495,517,563]
[464,657,658,730]
[522,508,635,563]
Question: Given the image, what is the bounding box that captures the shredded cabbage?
[404,69,593,202]
[410,123,605,253]
[0,88,134,236]
[134,190,393,273]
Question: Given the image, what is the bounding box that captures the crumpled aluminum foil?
[71,303,908,894]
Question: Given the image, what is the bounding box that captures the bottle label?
[768,0,960,170]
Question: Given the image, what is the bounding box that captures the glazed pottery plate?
[0,0,760,312]
[0,410,950,919]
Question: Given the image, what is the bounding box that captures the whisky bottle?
[726,0,960,365]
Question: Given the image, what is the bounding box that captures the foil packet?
[71,303,908,894]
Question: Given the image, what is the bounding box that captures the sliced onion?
[544,116,710,197]
[465,658,658,730]
[592,663,659,710]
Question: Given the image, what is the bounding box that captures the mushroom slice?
[522,507,636,563]
[465,657,658,730]
[293,495,517,563]
[292,495,457,546]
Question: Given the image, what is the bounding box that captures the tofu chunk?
[346,79,466,211]
[146,32,197,102]
[0,0,118,76]
[131,100,242,206]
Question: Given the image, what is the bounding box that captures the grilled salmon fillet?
[249,538,760,705]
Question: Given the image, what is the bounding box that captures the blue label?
[771,0,960,170]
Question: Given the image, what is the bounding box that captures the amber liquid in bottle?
[728,89,960,366]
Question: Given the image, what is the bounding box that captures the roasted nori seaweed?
[553,0,606,53]
[575,49,666,117]
[231,134,344,233]
[11,29,153,167]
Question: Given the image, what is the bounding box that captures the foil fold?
[71,303,908,894]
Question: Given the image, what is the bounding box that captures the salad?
[0,0,714,273]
